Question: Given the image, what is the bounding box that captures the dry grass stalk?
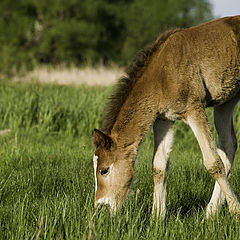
[14,65,123,86]
[0,129,11,136]
[35,217,43,240]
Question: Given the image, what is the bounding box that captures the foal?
[93,16,240,218]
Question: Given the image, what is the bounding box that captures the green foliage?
[0,0,213,75]
[121,0,213,62]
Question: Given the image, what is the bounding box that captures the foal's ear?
[93,129,113,150]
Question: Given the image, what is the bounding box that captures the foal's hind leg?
[206,96,239,217]
[152,118,174,218]
[187,106,240,217]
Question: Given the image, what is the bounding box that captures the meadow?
[0,81,240,239]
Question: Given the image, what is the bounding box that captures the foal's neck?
[111,79,158,148]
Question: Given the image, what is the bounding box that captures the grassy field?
[0,82,240,239]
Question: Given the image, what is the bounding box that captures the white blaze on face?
[93,154,98,194]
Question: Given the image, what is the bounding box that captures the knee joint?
[206,158,225,178]
[153,168,166,183]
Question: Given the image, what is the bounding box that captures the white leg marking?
[152,119,174,218]
[93,154,98,194]
[207,101,238,218]
[206,149,229,217]
[188,113,240,216]
[206,180,225,218]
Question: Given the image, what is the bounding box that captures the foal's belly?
[203,67,240,107]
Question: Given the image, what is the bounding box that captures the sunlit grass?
[0,82,240,239]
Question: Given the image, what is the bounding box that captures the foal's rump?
[195,16,240,106]
[161,16,240,109]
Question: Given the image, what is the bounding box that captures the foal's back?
[150,16,240,113]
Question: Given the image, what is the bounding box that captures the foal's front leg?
[152,118,174,218]
[187,107,240,216]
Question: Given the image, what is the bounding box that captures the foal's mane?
[102,29,182,134]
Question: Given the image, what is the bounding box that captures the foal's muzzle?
[95,198,117,214]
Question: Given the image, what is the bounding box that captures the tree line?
[0,0,213,75]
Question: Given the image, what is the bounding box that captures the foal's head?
[93,129,135,212]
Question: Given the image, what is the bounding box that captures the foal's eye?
[100,168,109,176]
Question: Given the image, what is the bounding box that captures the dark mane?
[101,28,182,134]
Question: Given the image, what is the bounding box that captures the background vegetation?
[2,1,238,239]
[0,82,240,239]
[0,0,213,76]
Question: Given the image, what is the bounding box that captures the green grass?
[0,82,240,239]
